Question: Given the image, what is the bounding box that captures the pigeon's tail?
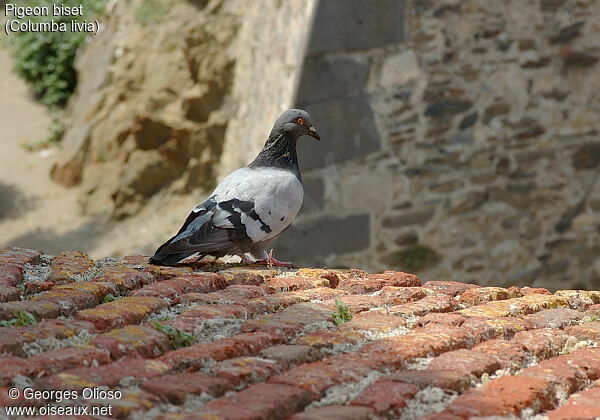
[148,251,196,266]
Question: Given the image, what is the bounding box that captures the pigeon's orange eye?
[296,117,305,125]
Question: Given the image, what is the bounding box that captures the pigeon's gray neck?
[248,132,301,180]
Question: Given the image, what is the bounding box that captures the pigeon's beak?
[308,126,320,141]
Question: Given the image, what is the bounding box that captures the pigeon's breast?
[252,169,304,241]
[211,167,304,243]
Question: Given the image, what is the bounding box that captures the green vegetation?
[21,112,66,151]
[7,0,107,108]
[332,300,352,326]
[101,293,118,303]
[0,310,37,327]
[153,321,195,348]
[580,315,600,324]
[383,245,441,271]
[135,0,169,26]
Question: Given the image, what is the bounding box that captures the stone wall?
[51,0,242,219]
[216,0,317,178]
[51,0,317,220]
[52,0,600,290]
[278,0,600,291]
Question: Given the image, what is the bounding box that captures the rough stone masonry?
[51,0,600,290]
[1,246,600,419]
[279,0,600,291]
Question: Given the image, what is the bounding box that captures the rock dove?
[149,109,320,267]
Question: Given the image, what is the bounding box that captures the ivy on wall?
[7,0,108,108]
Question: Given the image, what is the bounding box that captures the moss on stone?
[383,245,441,271]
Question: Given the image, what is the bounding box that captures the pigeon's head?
[273,109,320,141]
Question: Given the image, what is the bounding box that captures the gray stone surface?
[49,0,600,290]
[382,207,436,228]
[297,96,381,169]
[379,49,420,88]
[296,55,370,104]
[308,0,405,54]
[425,100,473,119]
[572,142,600,170]
[287,0,600,290]
[276,214,370,260]
[299,176,325,214]
[217,0,317,177]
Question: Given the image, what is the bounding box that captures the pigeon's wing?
[151,199,240,258]
[152,167,303,260]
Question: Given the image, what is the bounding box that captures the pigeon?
[149,109,320,267]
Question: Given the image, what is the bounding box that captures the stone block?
[129,273,227,300]
[523,308,586,329]
[382,207,436,228]
[572,142,600,170]
[512,328,569,358]
[297,55,370,103]
[201,383,314,419]
[142,372,233,404]
[338,271,420,294]
[38,358,171,390]
[472,339,528,371]
[276,214,370,261]
[28,347,111,376]
[547,388,600,420]
[295,329,363,348]
[267,276,330,292]
[74,296,168,331]
[90,325,172,359]
[159,332,279,371]
[260,344,322,369]
[300,176,325,214]
[47,251,95,284]
[428,349,501,377]
[308,0,405,54]
[566,321,600,341]
[339,170,392,213]
[290,405,374,420]
[423,280,480,296]
[442,375,553,417]
[425,100,473,119]
[296,97,380,169]
[0,286,19,302]
[351,380,420,414]
[340,311,405,332]
[385,369,471,392]
[522,357,587,394]
[380,49,420,87]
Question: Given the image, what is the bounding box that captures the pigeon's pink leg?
[242,255,295,268]
[262,257,295,268]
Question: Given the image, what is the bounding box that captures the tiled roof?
[1,247,599,419]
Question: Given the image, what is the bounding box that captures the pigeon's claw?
[262,257,295,269]
[242,255,295,269]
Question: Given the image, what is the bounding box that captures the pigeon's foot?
[263,257,295,269]
[242,255,295,269]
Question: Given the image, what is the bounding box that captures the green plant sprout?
[153,321,195,348]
